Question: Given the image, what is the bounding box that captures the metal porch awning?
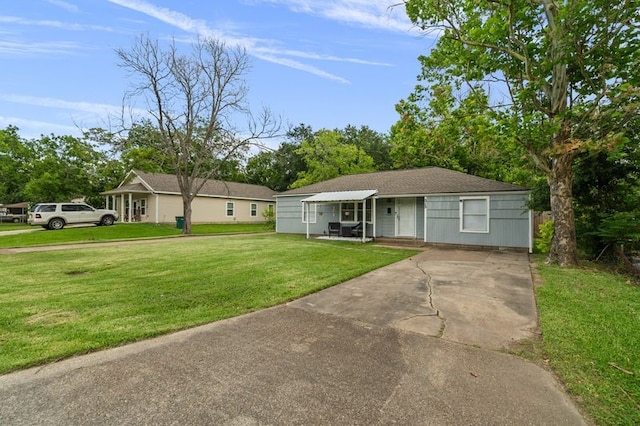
[301,189,377,203]
[301,190,378,242]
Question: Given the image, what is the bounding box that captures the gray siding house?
[275,167,532,252]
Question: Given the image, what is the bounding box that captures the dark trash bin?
[175,216,184,229]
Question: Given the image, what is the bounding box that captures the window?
[357,199,372,222]
[250,203,257,217]
[34,204,56,213]
[460,197,489,233]
[140,199,146,215]
[341,200,372,222]
[341,203,355,221]
[226,202,235,217]
[302,202,316,223]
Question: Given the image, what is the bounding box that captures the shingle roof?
[124,170,278,201]
[277,167,527,197]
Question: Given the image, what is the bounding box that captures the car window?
[77,204,95,212]
[62,204,80,212]
[35,204,56,213]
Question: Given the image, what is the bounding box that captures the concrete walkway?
[0,248,586,425]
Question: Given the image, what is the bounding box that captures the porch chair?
[350,222,363,237]
[328,222,341,237]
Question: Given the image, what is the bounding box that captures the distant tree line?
[3,114,639,265]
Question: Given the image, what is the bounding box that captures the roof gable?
[124,170,278,200]
[277,167,527,197]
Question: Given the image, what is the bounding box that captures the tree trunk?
[182,197,192,235]
[547,153,578,266]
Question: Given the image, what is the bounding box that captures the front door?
[396,198,415,237]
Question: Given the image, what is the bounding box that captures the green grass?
[536,262,640,425]
[0,234,418,374]
[0,223,31,231]
[0,222,272,248]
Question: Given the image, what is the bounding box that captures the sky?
[0,0,436,143]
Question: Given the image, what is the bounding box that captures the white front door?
[396,198,416,237]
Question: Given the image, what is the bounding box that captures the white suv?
[28,203,119,230]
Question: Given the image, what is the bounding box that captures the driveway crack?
[415,260,446,338]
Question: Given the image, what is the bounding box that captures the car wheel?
[12,217,20,223]
[101,215,115,226]
[48,218,65,230]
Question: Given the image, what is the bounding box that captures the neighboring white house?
[102,170,277,224]
[275,167,532,252]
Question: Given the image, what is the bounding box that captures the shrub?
[535,219,554,254]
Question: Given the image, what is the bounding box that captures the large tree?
[290,129,375,188]
[391,84,531,183]
[0,126,34,203]
[403,0,639,265]
[116,35,280,234]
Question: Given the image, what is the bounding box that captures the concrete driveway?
[0,247,586,425]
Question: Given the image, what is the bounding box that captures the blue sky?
[0,0,434,142]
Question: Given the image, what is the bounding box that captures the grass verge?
[535,261,640,425]
[0,222,272,248]
[0,234,418,374]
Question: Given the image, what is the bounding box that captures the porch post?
[361,200,365,243]
[120,194,125,223]
[305,202,310,239]
[372,197,377,241]
[128,193,133,223]
[424,197,428,243]
[155,193,159,224]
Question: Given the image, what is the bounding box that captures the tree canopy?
[403,0,640,265]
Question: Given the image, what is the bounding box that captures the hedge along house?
[102,170,277,224]
[275,167,533,252]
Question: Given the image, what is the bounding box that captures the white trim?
[155,194,159,224]
[372,197,377,240]
[302,190,377,203]
[424,197,428,243]
[226,201,235,217]
[395,198,416,237]
[277,190,529,199]
[301,202,316,224]
[459,196,490,233]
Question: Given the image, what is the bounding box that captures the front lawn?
[0,234,418,374]
[536,262,640,425]
[0,222,272,248]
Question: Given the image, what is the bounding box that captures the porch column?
[128,193,133,223]
[305,202,310,239]
[424,197,428,243]
[120,194,125,223]
[155,193,159,224]
[372,197,377,242]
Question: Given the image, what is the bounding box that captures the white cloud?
[249,0,416,33]
[0,116,79,138]
[0,94,147,117]
[45,0,80,13]
[0,15,116,32]
[107,0,396,84]
[0,40,81,55]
